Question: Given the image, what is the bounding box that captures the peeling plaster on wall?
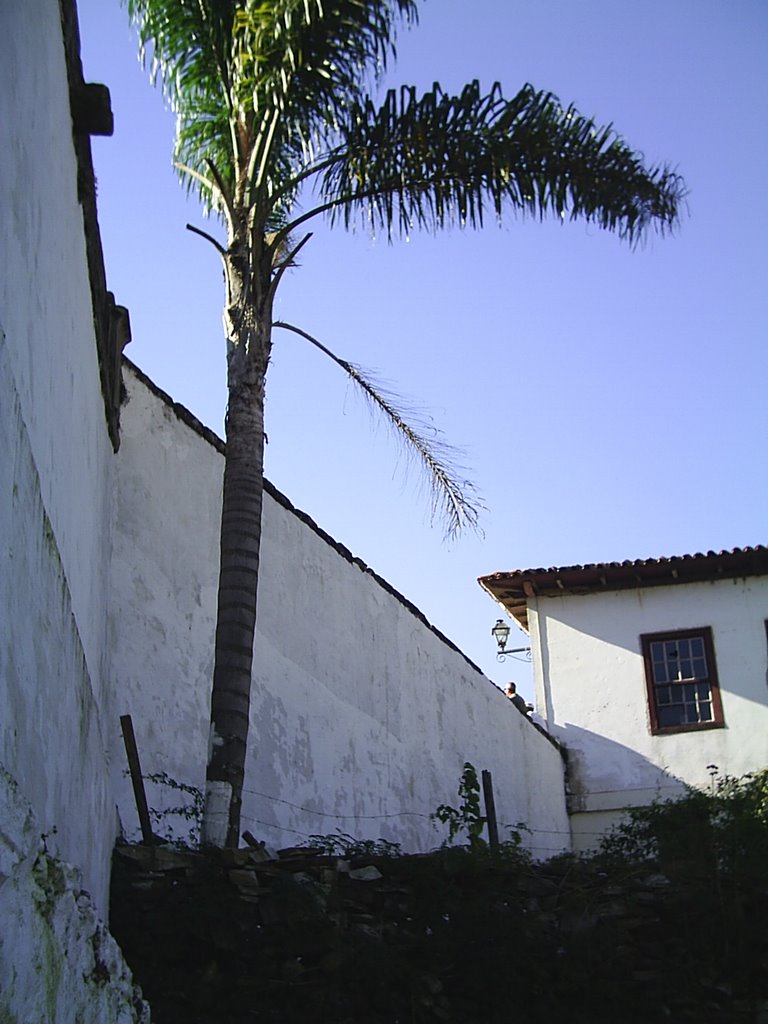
[1,318,116,914]
[0,4,137,1017]
[0,2,115,712]
[0,767,149,1024]
[111,365,570,858]
[108,374,219,841]
[0,0,118,912]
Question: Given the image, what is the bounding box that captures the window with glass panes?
[640,628,724,733]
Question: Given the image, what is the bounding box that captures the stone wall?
[110,841,768,1023]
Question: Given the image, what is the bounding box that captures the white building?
[480,548,768,850]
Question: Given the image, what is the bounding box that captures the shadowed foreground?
[110,842,768,1023]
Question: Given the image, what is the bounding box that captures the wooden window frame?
[640,627,725,735]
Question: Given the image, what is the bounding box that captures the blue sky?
[77,0,768,697]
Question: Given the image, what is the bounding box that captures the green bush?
[599,768,768,883]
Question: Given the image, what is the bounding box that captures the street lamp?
[491,619,531,662]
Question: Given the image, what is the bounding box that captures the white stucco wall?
[0,0,117,911]
[0,768,149,1024]
[111,366,570,859]
[529,580,768,848]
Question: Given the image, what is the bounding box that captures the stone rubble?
[110,841,768,1024]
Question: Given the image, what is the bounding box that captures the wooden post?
[120,714,154,844]
[481,769,499,849]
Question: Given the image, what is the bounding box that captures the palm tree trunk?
[203,245,270,848]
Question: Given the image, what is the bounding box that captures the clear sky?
[77,0,767,699]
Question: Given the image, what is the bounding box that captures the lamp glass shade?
[491,619,510,650]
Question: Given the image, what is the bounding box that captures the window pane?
[692,657,707,679]
[651,644,667,682]
[659,705,684,727]
[644,630,720,731]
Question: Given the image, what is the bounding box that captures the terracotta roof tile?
[479,546,768,630]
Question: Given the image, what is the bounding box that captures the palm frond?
[232,0,418,215]
[232,0,416,118]
[318,81,685,244]
[126,0,237,210]
[127,0,418,222]
[273,321,483,538]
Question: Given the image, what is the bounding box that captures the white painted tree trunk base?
[202,781,233,847]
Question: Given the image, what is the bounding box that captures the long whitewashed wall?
[0,2,148,1020]
[0,0,116,915]
[111,366,569,858]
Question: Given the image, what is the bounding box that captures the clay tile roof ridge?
[482,545,766,581]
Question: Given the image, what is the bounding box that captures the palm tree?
[126,0,684,847]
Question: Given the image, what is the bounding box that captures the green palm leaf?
[314,81,684,244]
[128,0,419,216]
[127,0,237,202]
